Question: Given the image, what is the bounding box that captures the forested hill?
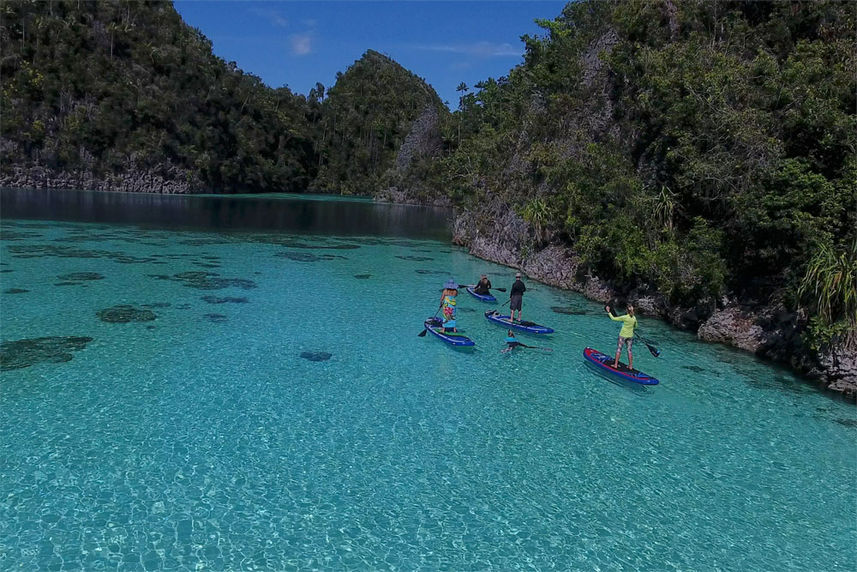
[400,0,855,383]
[1,0,316,193]
[311,50,448,195]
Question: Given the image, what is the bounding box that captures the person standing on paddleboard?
[473,274,492,295]
[510,272,526,322]
[606,304,637,369]
[440,279,458,333]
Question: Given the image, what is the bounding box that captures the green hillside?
[1,0,315,192]
[312,50,447,195]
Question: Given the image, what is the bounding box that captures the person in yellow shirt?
[606,304,637,369]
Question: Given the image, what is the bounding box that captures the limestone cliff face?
[0,162,200,194]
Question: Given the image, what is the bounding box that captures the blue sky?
[173,1,568,108]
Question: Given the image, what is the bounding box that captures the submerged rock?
[57,272,104,281]
[353,274,372,279]
[0,336,93,371]
[551,306,589,316]
[148,271,257,290]
[300,351,332,362]
[204,313,228,323]
[201,296,249,304]
[97,305,157,323]
[3,288,28,294]
[395,255,433,262]
[275,252,346,262]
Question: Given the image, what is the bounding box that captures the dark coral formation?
[97,305,157,323]
[148,271,256,290]
[395,255,433,261]
[3,288,29,294]
[0,336,93,371]
[300,351,332,362]
[201,296,249,304]
[353,274,372,279]
[7,244,156,264]
[550,306,590,316]
[275,252,346,262]
[58,272,104,281]
[204,313,228,323]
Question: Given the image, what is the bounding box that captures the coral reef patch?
[0,336,93,371]
[201,296,249,304]
[148,271,257,290]
[97,305,157,323]
[300,351,332,362]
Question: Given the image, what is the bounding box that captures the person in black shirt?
[510,272,526,322]
[473,274,492,295]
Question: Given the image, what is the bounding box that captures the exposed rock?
[0,162,201,194]
[395,105,441,171]
[698,307,766,353]
[817,342,857,400]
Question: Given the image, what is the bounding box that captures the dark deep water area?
[0,188,452,239]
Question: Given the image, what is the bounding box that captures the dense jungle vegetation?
[311,50,446,195]
[0,0,317,192]
[1,0,854,349]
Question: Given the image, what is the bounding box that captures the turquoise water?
[1,212,856,570]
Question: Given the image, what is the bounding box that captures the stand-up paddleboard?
[484,310,554,334]
[466,286,497,303]
[583,347,659,385]
[423,318,475,347]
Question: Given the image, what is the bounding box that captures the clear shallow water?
[1,201,856,570]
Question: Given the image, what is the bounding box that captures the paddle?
[459,284,507,292]
[418,304,443,337]
[635,332,661,357]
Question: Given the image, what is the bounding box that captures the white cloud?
[249,8,288,28]
[290,33,312,56]
[414,41,520,58]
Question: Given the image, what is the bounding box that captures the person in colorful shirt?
[606,304,637,369]
[439,279,458,332]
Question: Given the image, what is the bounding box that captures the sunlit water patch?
[0,214,855,570]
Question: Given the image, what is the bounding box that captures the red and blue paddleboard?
[583,347,659,385]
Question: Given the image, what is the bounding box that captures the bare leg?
[613,350,620,368]
[628,348,633,370]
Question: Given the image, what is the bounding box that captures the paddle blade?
[643,340,660,357]
[494,287,507,292]
[418,328,428,337]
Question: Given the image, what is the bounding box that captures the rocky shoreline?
[0,164,201,195]
[448,202,857,402]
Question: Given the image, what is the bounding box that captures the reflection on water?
[0,188,452,239]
